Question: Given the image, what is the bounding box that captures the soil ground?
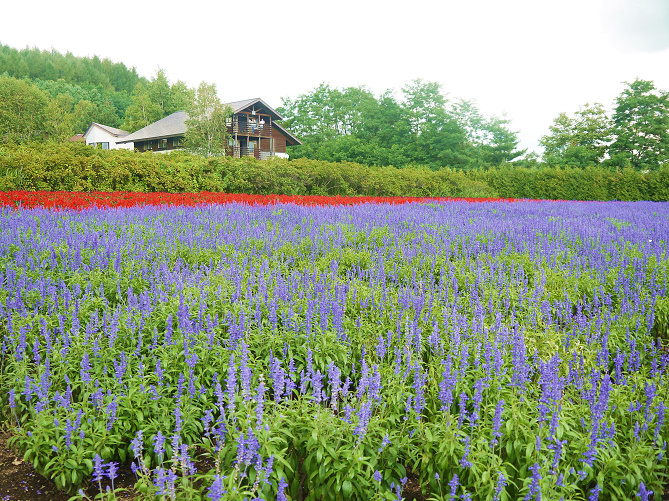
[0,431,137,501]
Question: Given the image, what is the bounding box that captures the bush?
[0,142,667,200]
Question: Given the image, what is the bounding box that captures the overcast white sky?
[2,0,669,155]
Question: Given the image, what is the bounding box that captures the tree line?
[277,80,527,170]
[279,79,669,172]
[0,45,230,152]
[539,79,669,172]
[1,44,667,172]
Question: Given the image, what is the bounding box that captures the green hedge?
[1,142,668,200]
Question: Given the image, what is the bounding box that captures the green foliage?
[278,80,525,170]
[3,142,669,200]
[0,76,67,143]
[121,70,194,132]
[183,81,231,157]
[610,79,669,171]
[0,44,145,94]
[540,103,612,167]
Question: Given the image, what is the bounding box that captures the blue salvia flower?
[493,472,507,501]
[32,336,40,365]
[175,373,185,402]
[240,342,252,400]
[471,378,484,425]
[354,400,373,440]
[131,430,144,459]
[525,462,541,501]
[155,359,164,387]
[589,484,601,501]
[153,466,166,496]
[107,461,118,490]
[93,454,105,482]
[491,399,505,447]
[327,362,341,410]
[64,419,74,450]
[378,434,391,453]
[153,431,165,465]
[226,354,237,413]
[373,470,382,482]
[459,435,472,468]
[255,378,266,428]
[202,409,214,437]
[207,474,225,501]
[276,476,289,501]
[448,474,459,501]
[636,482,653,501]
[269,352,285,404]
[457,392,468,428]
[165,469,178,499]
[404,394,412,421]
[106,395,117,431]
[438,354,456,412]
[369,365,382,403]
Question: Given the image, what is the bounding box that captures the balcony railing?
[230,146,274,160]
[228,119,272,137]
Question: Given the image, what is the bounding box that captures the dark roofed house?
[117,98,301,158]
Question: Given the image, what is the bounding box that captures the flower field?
[1,196,668,500]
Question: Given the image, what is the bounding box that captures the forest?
[1,43,668,173]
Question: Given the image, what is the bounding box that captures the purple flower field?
[1,200,668,500]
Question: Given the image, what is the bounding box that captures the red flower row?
[0,191,524,210]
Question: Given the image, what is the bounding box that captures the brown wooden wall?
[274,136,286,154]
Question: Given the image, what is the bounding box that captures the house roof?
[226,98,285,121]
[83,123,130,138]
[117,111,188,143]
[69,133,85,142]
[273,122,302,146]
[116,101,301,145]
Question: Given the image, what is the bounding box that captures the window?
[158,138,168,149]
[144,141,153,151]
[173,137,182,148]
[88,142,96,148]
[100,142,109,150]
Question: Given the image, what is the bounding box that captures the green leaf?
[342,480,353,499]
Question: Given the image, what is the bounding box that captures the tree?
[183,81,231,157]
[454,100,526,165]
[122,82,164,132]
[0,76,54,142]
[44,93,74,140]
[165,80,194,116]
[540,103,612,167]
[610,79,669,171]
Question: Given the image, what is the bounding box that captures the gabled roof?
[225,98,285,121]
[117,111,188,143]
[84,123,130,138]
[115,101,301,146]
[273,121,302,146]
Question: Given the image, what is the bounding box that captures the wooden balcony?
[227,117,272,138]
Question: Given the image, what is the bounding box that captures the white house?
[83,123,133,150]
